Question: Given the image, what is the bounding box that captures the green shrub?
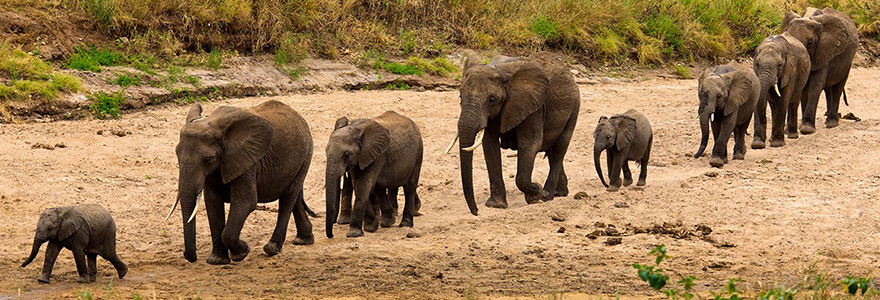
[111,72,141,87]
[67,45,124,72]
[206,50,223,70]
[673,64,692,79]
[385,81,411,90]
[382,62,423,75]
[88,91,126,119]
[186,75,200,87]
[530,14,561,40]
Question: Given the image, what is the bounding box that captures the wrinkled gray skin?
[325,111,423,238]
[751,32,811,149]
[695,62,760,168]
[782,7,858,133]
[593,110,653,192]
[335,174,421,226]
[173,100,314,265]
[21,204,127,284]
[457,53,580,215]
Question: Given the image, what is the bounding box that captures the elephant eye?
[488,96,497,103]
[203,156,215,164]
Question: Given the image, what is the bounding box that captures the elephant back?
[373,111,423,161]
[251,100,314,155]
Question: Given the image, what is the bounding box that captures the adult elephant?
[750,32,810,149]
[167,100,314,265]
[447,53,580,215]
[782,7,858,133]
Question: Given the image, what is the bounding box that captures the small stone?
[54,143,66,148]
[97,130,104,135]
[604,225,619,236]
[549,212,566,222]
[31,142,54,150]
[557,227,566,233]
[704,171,718,177]
[594,222,606,228]
[573,191,588,200]
[613,202,629,208]
[604,237,622,246]
[406,231,421,238]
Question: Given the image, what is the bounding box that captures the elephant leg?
[607,152,626,192]
[86,253,97,282]
[223,180,258,262]
[769,95,788,147]
[516,145,547,203]
[800,69,828,134]
[638,136,651,187]
[787,95,800,139]
[389,187,399,213]
[38,241,61,283]
[711,118,721,142]
[413,190,422,216]
[204,183,230,265]
[622,162,633,186]
[606,151,615,190]
[751,93,769,149]
[363,197,380,233]
[71,248,90,283]
[542,115,575,200]
[400,182,417,228]
[483,130,508,208]
[824,81,846,128]
[100,248,127,279]
[733,124,748,160]
[291,190,314,244]
[377,188,396,228]
[264,192,294,256]
[554,165,568,197]
[349,170,379,238]
[710,115,736,167]
[337,173,354,225]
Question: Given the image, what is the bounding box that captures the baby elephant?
[593,109,653,192]
[695,61,760,168]
[21,204,127,283]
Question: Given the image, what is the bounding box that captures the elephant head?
[593,115,636,187]
[753,33,809,103]
[324,117,390,238]
[169,103,273,262]
[454,55,548,215]
[22,207,84,267]
[783,8,852,71]
[694,66,751,158]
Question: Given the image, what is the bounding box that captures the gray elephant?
[21,204,127,283]
[694,61,760,168]
[325,111,423,238]
[751,32,811,149]
[782,7,858,133]
[168,100,314,265]
[335,174,420,226]
[593,109,653,192]
[447,53,580,215]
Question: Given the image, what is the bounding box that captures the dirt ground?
[1,67,879,299]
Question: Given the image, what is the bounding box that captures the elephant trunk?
[695,108,712,158]
[458,114,481,216]
[177,173,202,263]
[594,146,608,188]
[325,170,341,238]
[21,237,45,267]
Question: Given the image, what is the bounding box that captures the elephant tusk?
[773,83,781,97]
[165,196,179,221]
[462,129,485,152]
[187,191,202,224]
[444,132,459,154]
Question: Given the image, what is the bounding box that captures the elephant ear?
[781,11,801,33]
[722,69,755,116]
[496,60,548,133]
[780,33,809,88]
[185,103,203,124]
[811,13,849,70]
[211,106,274,184]
[463,54,482,74]
[357,120,390,170]
[612,116,636,151]
[334,116,350,131]
[58,208,85,241]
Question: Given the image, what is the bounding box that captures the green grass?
[286,66,308,80]
[67,45,124,72]
[530,14,561,40]
[0,42,83,103]
[206,50,223,70]
[88,91,126,119]
[111,72,141,87]
[673,64,692,79]
[385,81,411,90]
[185,75,200,87]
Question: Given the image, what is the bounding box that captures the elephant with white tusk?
[751,32,810,149]
[448,52,580,215]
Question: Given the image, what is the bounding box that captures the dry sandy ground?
[1,68,879,299]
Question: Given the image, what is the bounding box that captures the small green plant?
[398,30,417,54]
[382,61,423,75]
[165,66,185,84]
[111,72,141,87]
[67,45,124,72]
[206,50,223,70]
[185,75,200,87]
[131,292,143,300]
[633,244,671,291]
[78,288,93,300]
[673,64,692,79]
[144,174,153,179]
[88,91,126,119]
[530,14,560,40]
[842,276,873,296]
[287,66,308,80]
[708,278,744,300]
[78,0,117,29]
[385,81,410,90]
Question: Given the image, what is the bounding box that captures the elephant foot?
[229,243,249,262]
[77,275,90,283]
[751,139,765,149]
[116,264,127,279]
[770,139,785,147]
[380,215,396,228]
[606,185,620,192]
[207,253,231,265]
[346,227,364,238]
[709,156,725,168]
[364,219,379,233]
[787,131,799,139]
[825,118,839,128]
[37,274,50,284]
[399,219,413,227]
[799,123,816,135]
[484,197,508,209]
[637,180,646,187]
[263,242,282,256]
[622,178,633,187]
[554,188,568,197]
[293,235,314,245]
[732,152,745,160]
[524,193,544,204]
[89,274,96,282]
[336,213,351,225]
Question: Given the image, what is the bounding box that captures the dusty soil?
[1,67,879,299]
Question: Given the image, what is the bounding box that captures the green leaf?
[848,283,858,295]
[859,282,868,295]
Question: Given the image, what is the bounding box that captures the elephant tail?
[299,194,317,218]
[843,90,849,106]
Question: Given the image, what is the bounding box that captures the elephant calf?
[751,32,810,149]
[593,109,653,192]
[695,61,760,168]
[21,204,127,283]
[326,111,423,238]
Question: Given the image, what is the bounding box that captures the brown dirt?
[1,67,880,299]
